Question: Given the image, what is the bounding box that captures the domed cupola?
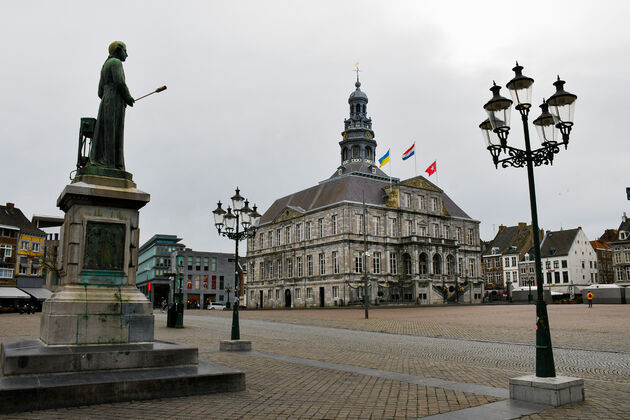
[339,74,376,166]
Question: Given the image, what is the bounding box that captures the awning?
[20,287,53,300]
[0,287,31,299]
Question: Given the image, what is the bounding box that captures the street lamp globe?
[547,76,577,135]
[506,62,534,110]
[250,205,261,227]
[212,201,226,231]
[483,82,513,145]
[224,207,236,232]
[231,188,245,213]
[533,100,559,147]
[240,199,252,229]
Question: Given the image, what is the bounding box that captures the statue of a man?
[89,41,134,171]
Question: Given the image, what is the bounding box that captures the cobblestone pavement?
[0,305,628,419]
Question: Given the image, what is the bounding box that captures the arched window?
[433,254,442,275]
[446,255,455,275]
[352,146,360,159]
[342,148,348,161]
[403,253,412,275]
[419,253,428,275]
[365,146,372,161]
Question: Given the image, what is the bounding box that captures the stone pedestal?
[510,375,584,407]
[40,177,152,345]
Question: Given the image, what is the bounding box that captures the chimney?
[518,222,526,229]
[498,225,506,233]
[6,202,14,210]
[623,212,627,223]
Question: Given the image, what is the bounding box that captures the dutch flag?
[402,143,415,161]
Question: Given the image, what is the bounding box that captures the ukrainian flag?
[378,149,390,168]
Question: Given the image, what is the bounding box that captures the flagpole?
[414,143,417,177]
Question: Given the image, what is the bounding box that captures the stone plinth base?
[40,285,153,345]
[510,375,584,407]
[0,340,245,414]
[220,340,252,352]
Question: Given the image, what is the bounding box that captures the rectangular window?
[467,228,474,245]
[389,253,397,274]
[373,216,380,235]
[287,258,293,277]
[333,286,339,298]
[459,257,464,276]
[19,241,29,251]
[285,226,291,244]
[318,218,324,237]
[268,261,274,278]
[195,257,201,271]
[562,271,569,283]
[505,272,511,282]
[418,225,427,237]
[297,256,303,277]
[306,222,312,240]
[332,215,338,235]
[277,259,282,279]
[268,290,272,300]
[468,258,475,277]
[276,289,280,300]
[0,268,13,278]
[212,275,217,289]
[456,228,462,242]
[373,252,381,274]
[332,251,339,274]
[355,253,363,273]
[203,257,209,271]
[295,224,302,241]
[30,264,39,276]
[187,256,193,270]
[554,272,560,283]
[419,195,425,210]
[511,256,517,266]
[546,272,552,284]
[268,232,273,247]
[389,218,397,235]
[203,275,209,289]
[31,242,41,253]
[0,244,12,259]
[259,233,264,249]
[433,224,440,238]
[553,260,559,269]
[307,255,313,276]
[259,262,264,279]
[295,288,301,299]
[356,214,364,234]
[306,287,312,299]
[187,275,192,289]
[431,197,438,212]
[276,229,281,246]
[212,257,217,271]
[545,261,551,269]
[319,253,325,275]
[442,225,449,239]
[504,257,510,268]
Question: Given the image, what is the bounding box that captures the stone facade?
[245,78,483,309]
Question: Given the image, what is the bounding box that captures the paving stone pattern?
[0,305,628,419]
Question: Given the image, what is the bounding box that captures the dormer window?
[620,231,628,240]
[491,247,499,254]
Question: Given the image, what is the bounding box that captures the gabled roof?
[0,204,45,236]
[611,217,630,244]
[540,228,580,257]
[483,223,537,256]
[590,240,611,250]
[260,173,473,225]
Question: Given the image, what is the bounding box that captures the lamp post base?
[509,375,584,407]
[219,340,252,352]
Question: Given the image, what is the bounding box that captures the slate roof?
[0,204,45,236]
[539,228,580,257]
[260,173,472,225]
[483,224,537,256]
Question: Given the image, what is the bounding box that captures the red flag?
[425,160,437,176]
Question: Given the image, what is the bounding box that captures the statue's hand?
[127,98,135,107]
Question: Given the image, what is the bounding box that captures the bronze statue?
[89,41,134,171]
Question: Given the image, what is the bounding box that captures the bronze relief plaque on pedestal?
[83,221,125,271]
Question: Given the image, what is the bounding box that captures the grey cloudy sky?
[2,1,628,253]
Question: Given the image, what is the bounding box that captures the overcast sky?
[2,1,629,253]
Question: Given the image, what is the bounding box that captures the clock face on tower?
[365,131,373,139]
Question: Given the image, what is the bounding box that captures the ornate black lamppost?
[480,63,577,378]
[212,188,261,340]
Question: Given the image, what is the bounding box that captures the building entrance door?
[285,289,291,308]
[259,290,263,309]
[319,287,325,307]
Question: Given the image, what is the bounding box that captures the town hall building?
[245,77,483,308]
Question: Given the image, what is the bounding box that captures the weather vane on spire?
[354,62,361,83]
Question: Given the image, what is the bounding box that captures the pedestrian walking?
[586,291,594,308]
